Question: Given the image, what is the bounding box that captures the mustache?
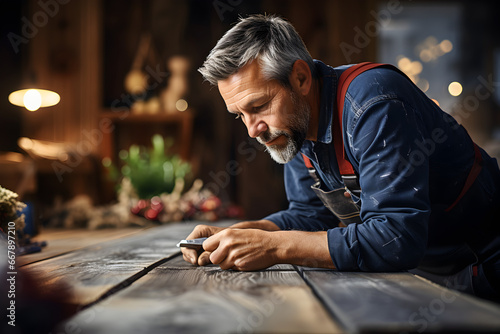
[256,130,290,145]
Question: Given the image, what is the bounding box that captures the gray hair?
[198,14,316,87]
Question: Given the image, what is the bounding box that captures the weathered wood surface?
[18,228,145,266]
[21,222,500,334]
[58,254,342,334]
[23,222,218,306]
[303,271,500,333]
[159,253,296,271]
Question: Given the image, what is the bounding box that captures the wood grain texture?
[18,228,145,266]
[22,222,220,306]
[24,221,500,333]
[303,271,500,333]
[161,254,296,271]
[59,255,342,334]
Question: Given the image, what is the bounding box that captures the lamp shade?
[8,88,60,112]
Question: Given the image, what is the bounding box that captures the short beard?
[257,89,310,164]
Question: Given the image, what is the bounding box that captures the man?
[182,14,500,300]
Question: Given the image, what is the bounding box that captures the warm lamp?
[8,88,60,112]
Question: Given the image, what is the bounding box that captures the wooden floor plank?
[18,228,146,266]
[22,222,218,306]
[303,271,500,333]
[162,254,296,271]
[58,256,343,334]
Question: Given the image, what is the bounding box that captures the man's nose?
[246,117,268,138]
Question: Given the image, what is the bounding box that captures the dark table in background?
[20,221,500,334]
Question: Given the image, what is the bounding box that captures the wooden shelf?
[101,110,193,123]
[100,109,194,161]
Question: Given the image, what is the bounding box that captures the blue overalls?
[265,61,500,301]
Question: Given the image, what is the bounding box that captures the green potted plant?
[115,134,191,199]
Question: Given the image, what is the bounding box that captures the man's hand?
[181,221,335,271]
[181,224,226,266]
[203,228,280,271]
[181,220,279,266]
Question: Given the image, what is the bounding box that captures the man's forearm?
[275,230,335,269]
[230,219,281,231]
[230,222,334,268]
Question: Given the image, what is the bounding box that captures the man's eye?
[253,104,265,111]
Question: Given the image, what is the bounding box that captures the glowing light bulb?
[397,57,411,71]
[440,40,453,53]
[175,99,188,112]
[448,82,463,97]
[23,89,42,111]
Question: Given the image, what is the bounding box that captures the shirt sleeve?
[264,153,339,231]
[328,98,431,271]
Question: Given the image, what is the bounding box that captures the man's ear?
[289,59,312,96]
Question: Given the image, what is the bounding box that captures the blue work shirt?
[265,60,500,272]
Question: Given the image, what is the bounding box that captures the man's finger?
[209,244,230,266]
[186,224,225,240]
[181,224,226,266]
[202,234,219,253]
[198,251,212,266]
[182,248,198,265]
[218,257,237,271]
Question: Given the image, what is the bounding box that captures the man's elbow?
[368,241,426,272]
[389,252,425,271]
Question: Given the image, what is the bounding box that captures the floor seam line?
[80,251,182,311]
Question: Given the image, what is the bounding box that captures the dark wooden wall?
[4,0,499,221]
[5,0,380,219]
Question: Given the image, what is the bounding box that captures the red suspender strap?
[302,63,391,182]
[302,154,314,168]
[304,61,483,210]
[301,153,322,185]
[335,62,390,176]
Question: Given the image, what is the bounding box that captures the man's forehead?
[218,61,274,106]
[219,61,266,90]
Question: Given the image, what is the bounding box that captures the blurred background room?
[1,0,500,236]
